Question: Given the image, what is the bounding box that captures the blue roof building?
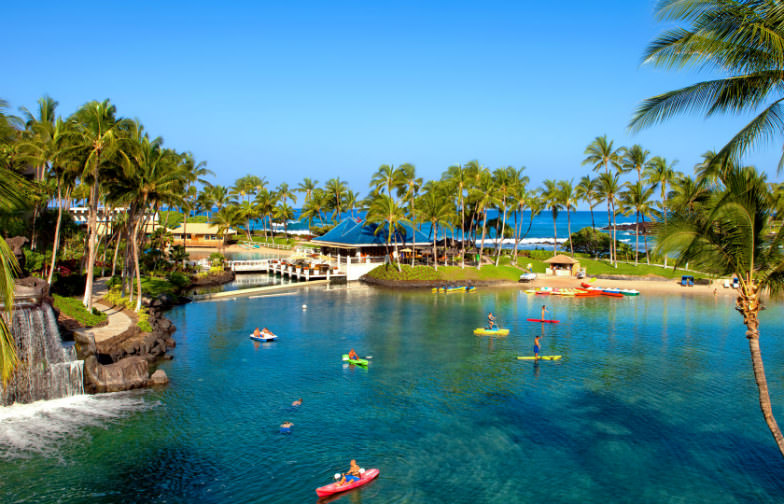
[312,218,430,250]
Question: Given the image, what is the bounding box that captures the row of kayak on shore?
[525,285,640,297]
[432,286,477,293]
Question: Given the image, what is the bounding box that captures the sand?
[528,275,737,299]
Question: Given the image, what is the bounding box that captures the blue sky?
[4,1,781,206]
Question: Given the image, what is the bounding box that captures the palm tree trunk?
[495,204,508,267]
[606,199,613,264]
[460,195,465,269]
[82,182,99,310]
[567,208,573,255]
[743,307,784,457]
[642,213,649,264]
[478,212,489,270]
[634,210,640,265]
[551,209,558,255]
[611,200,618,266]
[432,222,438,271]
[590,204,595,232]
[46,185,64,286]
[132,214,143,312]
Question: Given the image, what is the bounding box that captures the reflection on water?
[2,286,783,503]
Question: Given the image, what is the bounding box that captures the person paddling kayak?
[337,459,362,485]
[348,349,359,361]
[487,312,496,330]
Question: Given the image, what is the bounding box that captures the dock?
[191,280,329,301]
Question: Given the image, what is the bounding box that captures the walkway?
[73,277,134,344]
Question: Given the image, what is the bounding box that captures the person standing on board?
[541,305,548,321]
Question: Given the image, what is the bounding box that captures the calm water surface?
[2,285,784,503]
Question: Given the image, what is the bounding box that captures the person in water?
[534,334,542,359]
[541,305,548,321]
[487,312,496,330]
[348,349,359,360]
[280,421,294,432]
[338,459,362,485]
[292,398,302,407]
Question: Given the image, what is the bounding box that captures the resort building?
[312,217,430,262]
[69,207,161,236]
[544,254,581,277]
[169,222,236,247]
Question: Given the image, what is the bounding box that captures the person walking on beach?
[534,334,542,360]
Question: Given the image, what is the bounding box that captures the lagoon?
[2,286,783,503]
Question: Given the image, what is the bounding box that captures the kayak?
[342,354,369,366]
[249,333,278,342]
[473,328,510,336]
[526,319,560,323]
[517,355,562,360]
[315,468,380,497]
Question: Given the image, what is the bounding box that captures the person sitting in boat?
[262,327,274,337]
[253,327,261,337]
[487,312,496,330]
[338,459,362,485]
[348,348,359,360]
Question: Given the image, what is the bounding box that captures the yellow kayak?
[517,355,562,360]
[473,328,510,336]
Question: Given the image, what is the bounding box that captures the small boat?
[249,332,278,342]
[517,355,562,360]
[620,289,640,296]
[315,468,380,497]
[601,291,624,298]
[473,328,510,336]
[342,354,369,366]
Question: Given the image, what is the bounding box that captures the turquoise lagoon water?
[2,286,784,503]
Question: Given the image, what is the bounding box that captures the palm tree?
[669,174,708,216]
[67,100,133,310]
[540,179,563,256]
[470,169,497,269]
[493,167,519,265]
[656,166,784,458]
[583,135,622,175]
[596,172,623,265]
[273,201,295,237]
[558,179,578,255]
[621,144,651,184]
[180,152,212,257]
[397,163,422,266]
[631,1,784,172]
[575,175,600,232]
[443,163,470,268]
[232,174,266,203]
[644,156,677,266]
[370,164,404,197]
[365,194,408,272]
[254,188,276,239]
[345,190,360,219]
[212,206,241,253]
[324,177,347,222]
[418,187,454,271]
[618,181,655,265]
[296,177,319,205]
[237,200,261,241]
[511,187,541,264]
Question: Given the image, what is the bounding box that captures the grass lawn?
[52,294,107,327]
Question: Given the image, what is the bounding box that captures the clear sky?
[3,1,781,205]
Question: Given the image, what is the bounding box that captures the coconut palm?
[618,181,655,265]
[540,179,563,255]
[365,194,409,272]
[418,187,455,270]
[324,177,347,222]
[470,169,497,269]
[631,0,784,172]
[644,156,678,266]
[179,152,212,257]
[575,175,600,232]
[345,190,360,219]
[232,174,266,203]
[511,187,542,264]
[397,163,422,265]
[66,100,133,310]
[273,201,295,237]
[558,179,578,256]
[443,163,470,268]
[621,144,651,184]
[370,164,404,197]
[583,135,622,175]
[237,200,261,241]
[493,166,520,265]
[254,188,276,239]
[212,206,241,253]
[669,174,708,216]
[596,172,623,265]
[296,177,319,205]
[655,166,784,458]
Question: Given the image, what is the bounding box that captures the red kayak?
[527,318,560,323]
[316,468,380,497]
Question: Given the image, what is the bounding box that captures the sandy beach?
[529,275,738,298]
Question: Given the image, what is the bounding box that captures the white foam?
[0,393,154,459]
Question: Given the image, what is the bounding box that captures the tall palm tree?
[365,194,409,272]
[370,164,404,197]
[232,174,266,203]
[618,181,655,265]
[596,172,623,265]
[621,144,651,184]
[656,166,784,458]
[67,100,133,310]
[180,152,212,257]
[272,202,295,238]
[470,170,497,269]
[631,1,784,172]
[583,135,622,175]
[254,188,276,239]
[575,175,600,231]
[493,166,519,265]
[540,179,563,256]
[296,177,319,205]
[212,206,241,253]
[418,187,454,271]
[669,174,708,216]
[644,156,677,266]
[443,163,470,268]
[397,163,422,266]
[324,177,347,222]
[511,187,541,264]
[558,179,578,256]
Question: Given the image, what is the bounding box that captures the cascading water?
[1,304,84,406]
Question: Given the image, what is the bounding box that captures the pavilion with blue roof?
[312,218,430,257]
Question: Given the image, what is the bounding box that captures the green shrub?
[52,294,107,327]
[23,248,47,273]
[167,271,191,289]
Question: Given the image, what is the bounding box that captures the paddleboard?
[342,354,369,366]
[526,319,560,323]
[517,355,562,360]
[473,328,510,336]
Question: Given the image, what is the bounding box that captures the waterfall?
[1,304,85,406]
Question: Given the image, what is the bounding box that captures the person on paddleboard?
[534,334,542,360]
[541,305,548,321]
[487,312,496,330]
[348,349,359,360]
